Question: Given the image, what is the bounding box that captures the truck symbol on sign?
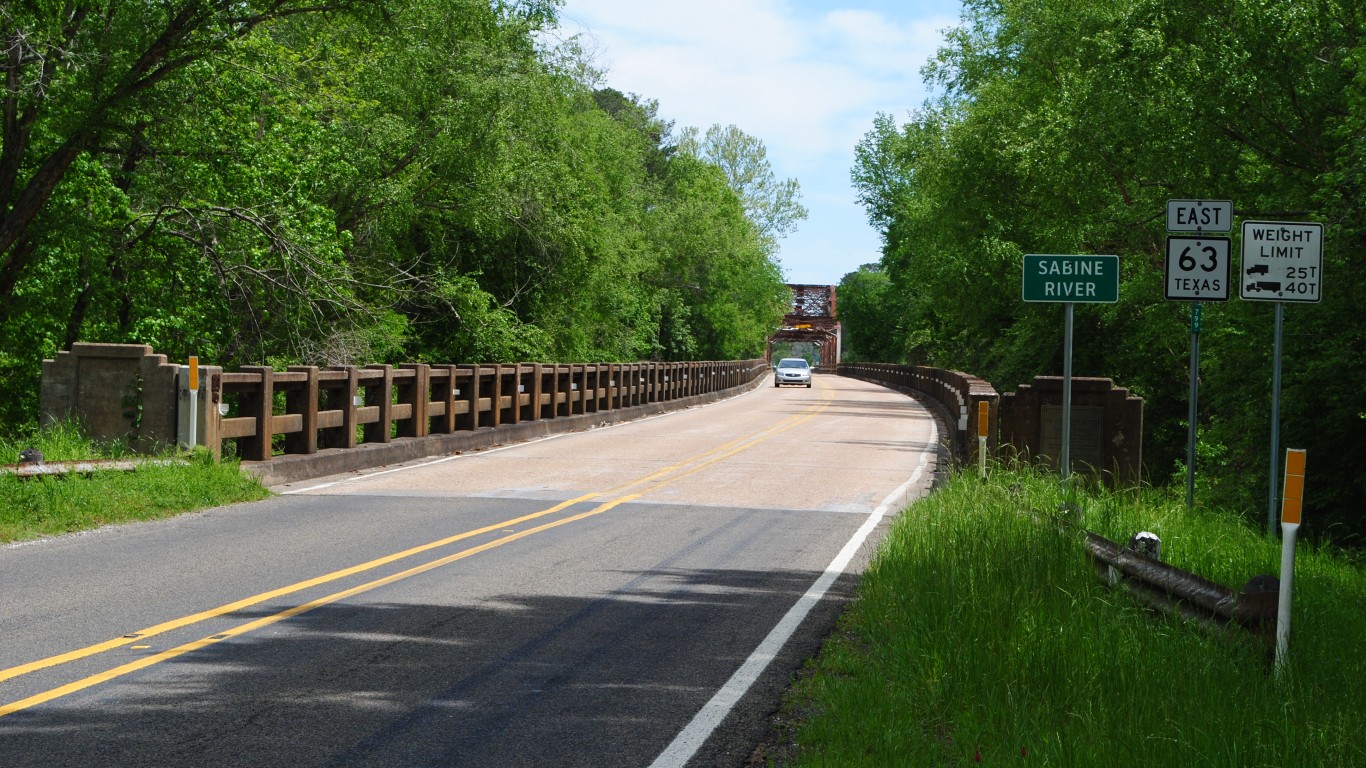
[1245,281,1282,294]
[1245,264,1269,276]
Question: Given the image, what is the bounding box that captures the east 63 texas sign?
[1165,236,1230,301]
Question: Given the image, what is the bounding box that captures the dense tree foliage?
[832,264,896,364]
[677,123,808,246]
[1,1,794,430]
[848,0,1365,543]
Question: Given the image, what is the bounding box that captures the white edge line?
[282,382,769,495]
[648,416,938,768]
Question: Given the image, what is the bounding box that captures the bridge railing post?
[430,365,456,434]
[284,366,320,454]
[238,366,274,461]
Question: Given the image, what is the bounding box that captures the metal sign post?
[1163,233,1229,510]
[1186,304,1202,508]
[1165,199,1232,509]
[1268,304,1284,534]
[1061,302,1074,482]
[1240,220,1323,535]
[1021,254,1119,481]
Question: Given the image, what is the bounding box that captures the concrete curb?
[243,375,768,488]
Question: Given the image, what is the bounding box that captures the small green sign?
[1022,254,1119,303]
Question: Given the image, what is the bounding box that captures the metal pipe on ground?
[1084,530,1278,658]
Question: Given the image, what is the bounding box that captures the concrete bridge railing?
[41,343,770,484]
[839,363,1144,485]
[838,362,1000,466]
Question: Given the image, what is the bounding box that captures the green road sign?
[1022,254,1119,303]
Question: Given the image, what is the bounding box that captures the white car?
[773,358,813,387]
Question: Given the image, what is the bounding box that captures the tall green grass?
[776,467,1366,766]
[0,423,270,544]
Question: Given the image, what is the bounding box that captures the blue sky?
[552,0,965,285]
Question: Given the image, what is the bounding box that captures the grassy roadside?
[769,467,1366,767]
[0,425,270,544]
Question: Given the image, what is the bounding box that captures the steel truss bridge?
[767,284,840,372]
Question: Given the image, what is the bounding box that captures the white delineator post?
[188,356,199,449]
[1275,448,1306,678]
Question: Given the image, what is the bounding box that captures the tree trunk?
[0,136,88,302]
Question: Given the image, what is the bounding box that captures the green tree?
[677,123,808,245]
[647,154,788,360]
[1,0,796,436]
[835,265,897,363]
[852,0,1366,543]
[0,0,372,307]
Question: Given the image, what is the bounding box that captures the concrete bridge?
[4,368,940,766]
[35,341,1141,487]
[7,338,1145,767]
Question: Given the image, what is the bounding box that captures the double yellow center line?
[1,383,835,718]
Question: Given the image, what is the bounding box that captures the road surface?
[0,374,939,766]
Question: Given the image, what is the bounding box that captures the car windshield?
[778,359,808,368]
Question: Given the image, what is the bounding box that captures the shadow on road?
[774,396,933,419]
[0,566,859,768]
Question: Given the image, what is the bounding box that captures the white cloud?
[554,1,963,283]
[561,0,804,54]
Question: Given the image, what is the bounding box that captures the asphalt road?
[0,374,940,767]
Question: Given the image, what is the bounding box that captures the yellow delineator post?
[1275,448,1306,677]
[977,400,989,476]
[187,356,200,449]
